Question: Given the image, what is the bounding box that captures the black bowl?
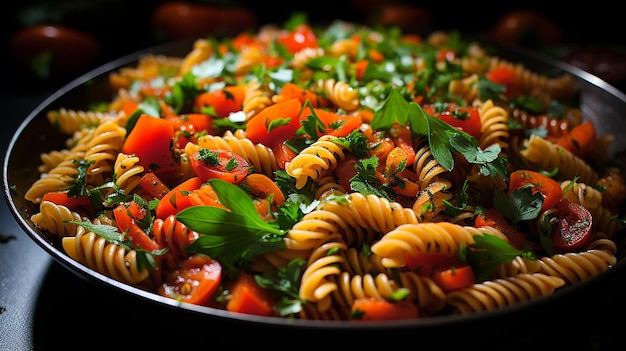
[4,38,626,344]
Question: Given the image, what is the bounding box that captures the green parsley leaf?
[460,234,536,282]
[177,179,287,272]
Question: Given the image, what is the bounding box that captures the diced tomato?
[112,201,161,252]
[276,24,318,54]
[486,66,521,96]
[350,298,419,321]
[121,115,180,183]
[156,176,205,219]
[306,108,363,138]
[431,265,475,292]
[404,252,464,273]
[353,59,368,81]
[380,146,419,197]
[138,172,171,200]
[263,55,284,68]
[508,170,563,212]
[158,255,222,306]
[120,100,139,117]
[226,273,275,316]
[422,104,482,139]
[194,85,247,118]
[187,183,227,209]
[551,200,593,252]
[41,190,93,216]
[170,113,214,135]
[245,97,303,148]
[556,120,596,159]
[334,153,358,191]
[239,173,285,211]
[389,124,415,165]
[189,148,249,184]
[278,83,331,108]
[474,207,540,252]
[230,31,262,51]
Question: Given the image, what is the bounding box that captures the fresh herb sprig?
[459,234,536,282]
[255,257,307,316]
[177,178,287,272]
[371,89,508,178]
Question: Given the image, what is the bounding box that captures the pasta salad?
[25,16,625,321]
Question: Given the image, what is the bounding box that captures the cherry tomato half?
[9,24,101,79]
[552,200,593,252]
[190,148,249,184]
[158,254,222,306]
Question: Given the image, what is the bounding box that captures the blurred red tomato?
[370,4,431,32]
[9,24,101,78]
[491,9,563,47]
[151,1,258,41]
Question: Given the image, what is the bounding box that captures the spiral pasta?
[446,273,566,314]
[61,225,151,286]
[242,79,273,120]
[47,108,115,135]
[535,249,617,285]
[196,129,280,177]
[476,99,510,152]
[286,135,349,189]
[113,153,144,195]
[487,56,578,100]
[370,222,508,268]
[316,78,359,112]
[24,129,93,203]
[317,192,420,247]
[520,134,599,184]
[30,201,84,237]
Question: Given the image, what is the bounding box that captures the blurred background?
[5,0,626,94]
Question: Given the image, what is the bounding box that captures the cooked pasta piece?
[535,249,617,285]
[286,135,349,189]
[62,225,151,286]
[371,222,509,268]
[317,192,419,247]
[47,108,115,135]
[520,134,599,184]
[446,273,566,314]
[113,153,144,195]
[30,201,84,237]
[316,78,359,112]
[196,129,280,177]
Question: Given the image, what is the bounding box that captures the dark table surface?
[3,2,626,350]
